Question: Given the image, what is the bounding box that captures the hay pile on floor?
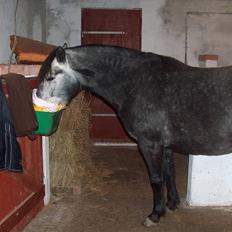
[49,92,101,191]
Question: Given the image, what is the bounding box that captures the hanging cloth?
[3,73,38,138]
[0,79,22,172]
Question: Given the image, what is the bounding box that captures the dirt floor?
[23,146,232,232]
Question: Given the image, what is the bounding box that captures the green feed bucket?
[34,110,63,136]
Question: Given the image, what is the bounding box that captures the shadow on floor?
[23,146,232,232]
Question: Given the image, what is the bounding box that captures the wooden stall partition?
[0,65,44,232]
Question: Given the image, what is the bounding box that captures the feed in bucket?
[33,89,65,135]
[32,89,66,112]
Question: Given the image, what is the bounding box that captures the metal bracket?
[82,31,126,37]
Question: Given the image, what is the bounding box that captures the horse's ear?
[62,42,68,48]
[56,46,66,63]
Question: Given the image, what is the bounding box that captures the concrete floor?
[23,146,232,232]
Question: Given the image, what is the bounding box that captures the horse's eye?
[47,77,55,81]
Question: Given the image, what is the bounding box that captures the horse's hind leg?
[138,139,165,226]
[163,148,180,211]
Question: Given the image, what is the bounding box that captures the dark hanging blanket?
[0,79,22,172]
[4,73,38,138]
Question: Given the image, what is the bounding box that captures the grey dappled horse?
[37,45,232,226]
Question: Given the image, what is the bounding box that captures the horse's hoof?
[166,198,180,212]
[166,206,178,214]
[166,202,179,212]
[143,217,159,227]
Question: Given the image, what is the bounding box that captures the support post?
[42,136,50,205]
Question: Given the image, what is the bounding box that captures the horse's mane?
[38,46,59,82]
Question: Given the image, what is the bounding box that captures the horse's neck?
[72,46,133,111]
[84,73,127,112]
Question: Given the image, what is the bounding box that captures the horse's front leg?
[163,148,180,211]
[138,139,165,226]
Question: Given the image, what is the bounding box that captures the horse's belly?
[171,136,232,156]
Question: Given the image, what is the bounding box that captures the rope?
[8,0,19,73]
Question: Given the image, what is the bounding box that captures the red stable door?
[82,8,141,144]
[0,78,44,232]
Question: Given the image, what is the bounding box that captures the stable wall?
[46,0,232,66]
[0,0,46,63]
[1,0,232,66]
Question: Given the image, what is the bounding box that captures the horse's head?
[36,46,81,106]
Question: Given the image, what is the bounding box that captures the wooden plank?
[11,198,43,232]
[89,95,115,114]
[0,136,43,221]
[81,9,141,49]
[0,186,44,232]
[82,9,141,142]
[0,64,41,77]
[90,116,133,143]
[10,35,56,64]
